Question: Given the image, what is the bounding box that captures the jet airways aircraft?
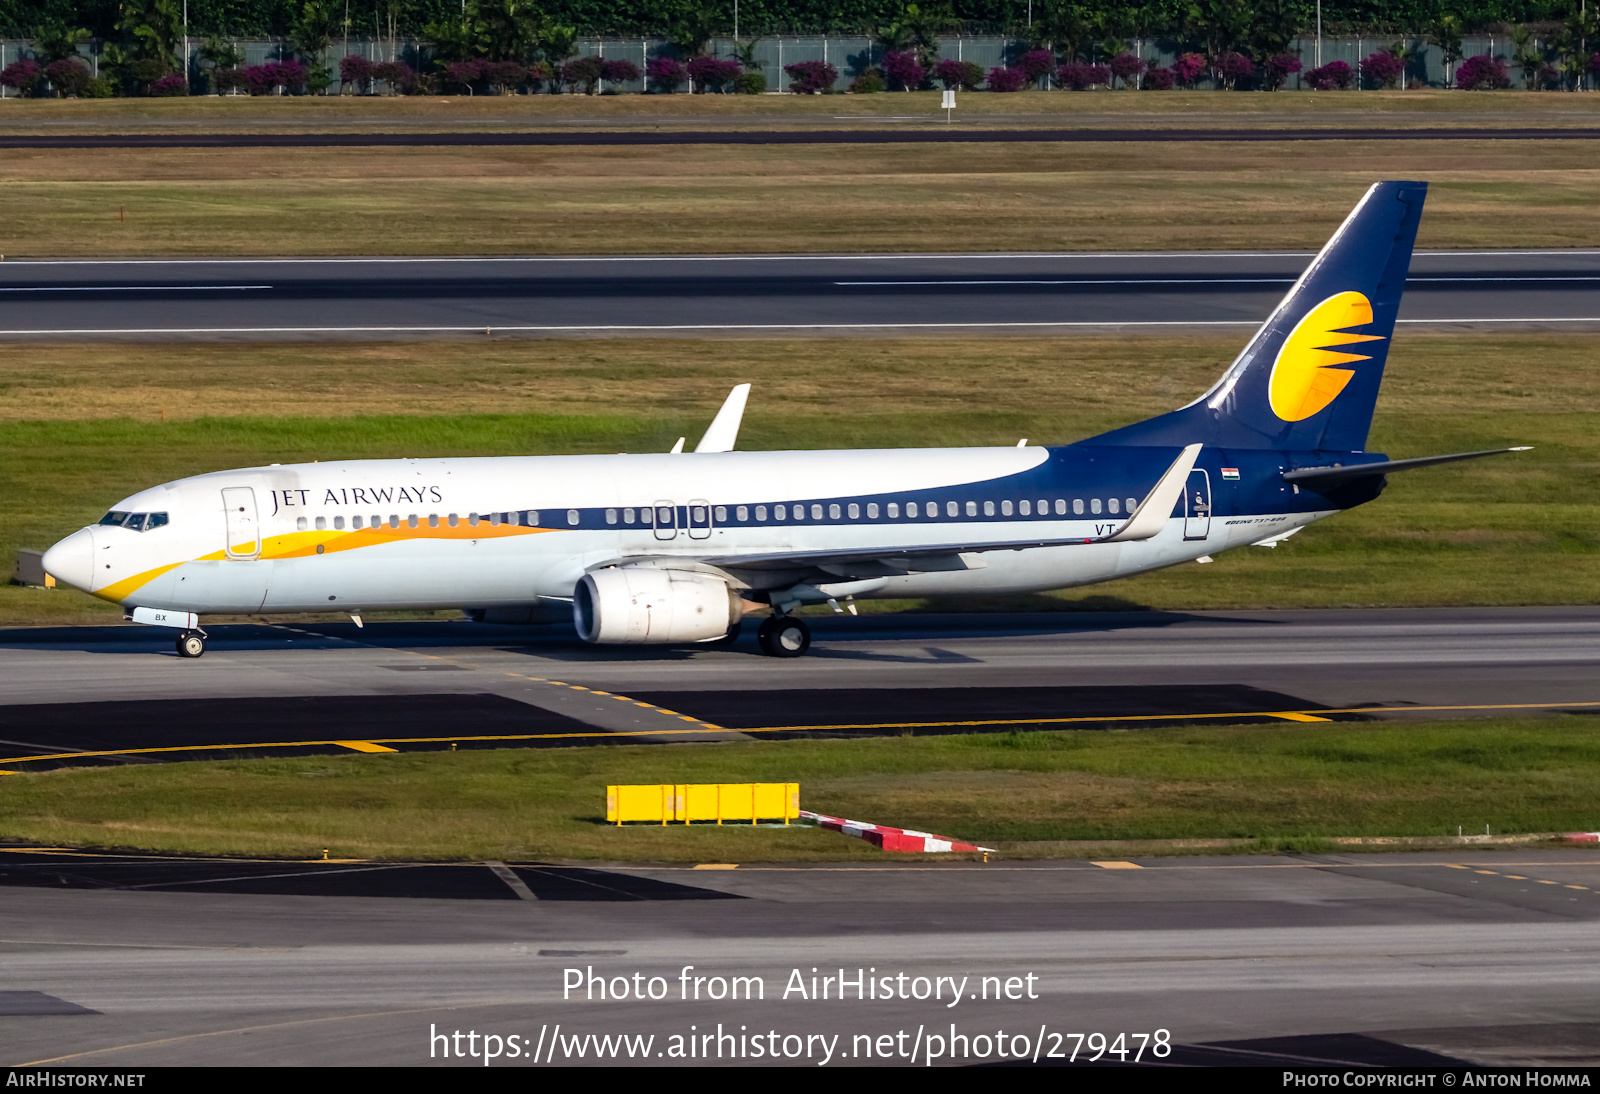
[43,180,1524,658]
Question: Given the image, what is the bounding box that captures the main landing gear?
[174,630,207,659]
[757,614,810,658]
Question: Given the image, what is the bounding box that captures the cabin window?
[692,506,706,524]
[427,515,439,528]
[448,513,459,527]
[905,502,918,518]
[1055,499,1068,516]
[408,515,419,528]
[606,509,618,525]
[564,509,577,526]
[756,505,767,521]
[867,503,879,518]
[829,504,842,519]
[736,506,748,521]
[1037,499,1048,514]
[794,505,806,521]
[315,516,328,531]
[888,502,900,518]
[353,516,364,530]
[1091,499,1102,514]
[1001,500,1013,516]
[334,516,345,530]
[848,503,860,519]
[623,508,635,524]
[297,516,308,531]
[1108,499,1120,515]
[489,512,500,527]
[467,513,478,527]
[1074,499,1085,515]
[811,504,823,520]
[946,501,959,517]
[1019,500,1031,516]
[775,505,786,520]
[387,515,398,529]
[965,501,977,517]
[983,501,995,517]
[715,506,727,523]
[1126,498,1137,513]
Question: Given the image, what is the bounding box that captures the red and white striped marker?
[800,810,994,854]
[1561,832,1600,843]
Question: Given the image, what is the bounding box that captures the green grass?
[5,717,1599,861]
[4,334,1597,624]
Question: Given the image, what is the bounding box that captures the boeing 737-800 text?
[41,181,1525,658]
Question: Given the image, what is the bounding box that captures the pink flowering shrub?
[373,60,417,93]
[986,65,1028,91]
[340,54,374,93]
[45,57,93,96]
[1362,50,1404,88]
[1016,49,1055,82]
[1109,53,1146,86]
[1455,54,1509,89]
[686,55,740,91]
[1143,65,1175,90]
[1304,60,1354,89]
[1,58,43,95]
[646,56,687,91]
[148,73,188,96]
[1262,52,1302,90]
[601,59,641,84]
[240,60,307,95]
[1172,52,1207,87]
[881,49,925,90]
[1056,60,1110,90]
[784,60,838,93]
[1212,51,1254,89]
[931,58,983,90]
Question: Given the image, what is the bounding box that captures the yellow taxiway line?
[2,699,1598,768]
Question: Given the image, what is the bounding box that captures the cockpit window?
[97,511,168,532]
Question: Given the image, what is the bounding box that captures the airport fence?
[0,34,1573,96]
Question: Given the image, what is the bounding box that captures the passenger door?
[222,487,261,560]
[1183,470,1212,540]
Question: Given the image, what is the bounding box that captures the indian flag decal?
[1221,468,1240,480]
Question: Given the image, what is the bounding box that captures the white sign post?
[941,88,955,123]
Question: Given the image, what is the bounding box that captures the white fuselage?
[46,446,1325,619]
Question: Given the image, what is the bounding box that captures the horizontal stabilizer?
[1283,447,1531,485]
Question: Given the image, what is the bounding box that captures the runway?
[2,607,1598,769]
[3,250,1599,338]
[3,850,1599,1066]
[7,608,1600,1066]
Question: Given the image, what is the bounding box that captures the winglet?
[1105,443,1203,543]
[694,384,752,453]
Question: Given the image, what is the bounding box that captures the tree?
[477,0,540,62]
[32,21,92,65]
[422,11,487,65]
[1029,1,1094,62]
[1510,25,1544,90]
[1249,0,1305,60]
[1187,0,1253,60]
[901,3,952,69]
[104,0,186,92]
[669,1,720,59]
[291,2,340,65]
[1429,13,1464,87]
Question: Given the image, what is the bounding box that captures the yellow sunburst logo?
[1268,291,1386,422]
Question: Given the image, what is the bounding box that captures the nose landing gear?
[756,614,810,658]
[175,631,207,659]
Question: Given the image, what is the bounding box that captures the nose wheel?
[175,631,207,659]
[757,615,810,658]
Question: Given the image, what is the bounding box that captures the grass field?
[3,717,1597,861]
[2,137,1598,255]
[2,332,1594,626]
[2,89,1598,132]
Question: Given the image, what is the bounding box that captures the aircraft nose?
[42,528,96,592]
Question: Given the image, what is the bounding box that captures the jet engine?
[574,566,740,644]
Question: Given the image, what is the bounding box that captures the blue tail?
[1089,181,1427,453]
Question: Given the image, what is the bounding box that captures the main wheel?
[175,631,206,659]
[757,615,810,658]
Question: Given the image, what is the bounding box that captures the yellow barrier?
[606,783,799,826]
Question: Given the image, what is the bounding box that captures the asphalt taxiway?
[3,250,1598,338]
[1,607,1598,769]
[3,849,1599,1066]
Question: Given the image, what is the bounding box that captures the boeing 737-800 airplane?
[42,181,1524,658]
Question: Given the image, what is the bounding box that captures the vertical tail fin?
[1091,181,1427,453]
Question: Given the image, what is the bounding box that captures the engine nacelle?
[574,566,740,644]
